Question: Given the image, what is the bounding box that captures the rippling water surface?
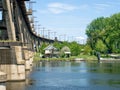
[4,61,120,90]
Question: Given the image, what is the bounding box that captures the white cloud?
[39,2,89,14]
[48,7,65,14]
[94,3,110,10]
[75,36,85,40]
[93,3,111,13]
[47,2,78,14]
[95,3,110,7]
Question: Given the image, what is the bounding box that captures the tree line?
[39,41,84,57]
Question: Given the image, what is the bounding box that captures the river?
[1,60,120,90]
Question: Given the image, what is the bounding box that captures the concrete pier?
[0,44,34,81]
[13,46,25,65]
[0,71,7,82]
[0,64,25,81]
[23,46,34,70]
[0,84,6,90]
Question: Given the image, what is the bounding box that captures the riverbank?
[33,53,97,62]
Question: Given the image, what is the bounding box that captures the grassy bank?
[33,53,97,62]
[75,55,97,61]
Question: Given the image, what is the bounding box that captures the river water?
[1,61,120,90]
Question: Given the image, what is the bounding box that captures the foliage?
[95,40,108,53]
[83,44,92,55]
[53,42,64,50]
[38,42,49,54]
[86,13,120,54]
[38,41,84,57]
[69,41,82,56]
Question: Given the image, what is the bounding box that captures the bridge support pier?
[0,43,34,81]
[23,46,34,71]
[7,64,25,81]
[12,46,25,65]
[0,45,26,81]
[0,64,25,81]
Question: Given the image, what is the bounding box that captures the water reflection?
[6,81,26,90]
[0,83,6,90]
[1,61,120,90]
[87,62,120,74]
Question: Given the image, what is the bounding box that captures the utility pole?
[42,27,45,38]
[54,32,56,39]
[34,21,38,34]
[50,32,56,39]
[37,24,41,36]
[48,30,51,39]
[63,34,66,41]
[59,35,63,41]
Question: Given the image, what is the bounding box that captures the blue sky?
[31,0,120,43]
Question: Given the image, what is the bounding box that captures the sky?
[29,0,120,43]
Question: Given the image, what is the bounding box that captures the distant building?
[44,44,59,58]
[61,46,71,58]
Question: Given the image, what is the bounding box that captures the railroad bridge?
[0,0,56,81]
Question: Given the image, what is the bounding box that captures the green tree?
[95,40,108,53]
[54,41,83,56]
[39,42,48,54]
[86,13,120,54]
[83,44,92,55]
[69,41,82,56]
[86,17,105,50]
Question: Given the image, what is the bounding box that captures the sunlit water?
[2,61,120,90]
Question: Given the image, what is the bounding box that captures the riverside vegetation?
[34,12,120,61]
[34,41,97,62]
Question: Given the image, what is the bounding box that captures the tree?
[95,40,108,53]
[86,17,105,50]
[53,41,83,56]
[86,13,120,54]
[39,42,48,54]
[83,44,92,55]
[69,41,82,56]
